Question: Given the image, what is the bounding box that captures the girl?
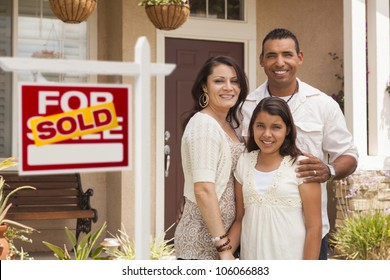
[230,97,322,259]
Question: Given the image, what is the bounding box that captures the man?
[239,28,358,260]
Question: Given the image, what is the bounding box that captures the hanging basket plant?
[139,1,190,31]
[49,0,97,24]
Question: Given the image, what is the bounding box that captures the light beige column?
[343,0,368,156]
[367,0,390,157]
[97,0,159,240]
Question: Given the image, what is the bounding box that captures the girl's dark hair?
[182,55,249,130]
[246,97,302,161]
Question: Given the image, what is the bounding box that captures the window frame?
[6,0,97,162]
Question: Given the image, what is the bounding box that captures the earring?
[199,92,209,108]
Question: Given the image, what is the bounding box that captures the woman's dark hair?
[261,28,301,56]
[246,97,302,161]
[182,55,249,130]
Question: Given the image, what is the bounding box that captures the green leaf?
[42,241,67,260]
[91,245,104,259]
[90,222,107,246]
[65,227,77,247]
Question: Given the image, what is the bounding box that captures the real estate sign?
[19,83,130,174]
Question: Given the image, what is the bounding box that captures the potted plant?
[138,0,190,31]
[42,222,175,260]
[329,211,390,260]
[0,158,36,260]
[4,226,34,260]
[42,222,106,260]
[106,223,175,260]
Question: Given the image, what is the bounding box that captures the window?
[190,0,245,20]
[0,0,91,157]
[18,0,88,83]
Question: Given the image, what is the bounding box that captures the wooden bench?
[2,173,98,240]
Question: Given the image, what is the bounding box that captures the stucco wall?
[96,0,158,240]
[257,0,344,97]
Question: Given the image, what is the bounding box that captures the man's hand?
[295,153,330,183]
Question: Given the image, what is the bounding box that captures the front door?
[164,38,244,239]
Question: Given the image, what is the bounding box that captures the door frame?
[155,0,257,234]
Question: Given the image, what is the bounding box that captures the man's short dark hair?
[261,28,301,56]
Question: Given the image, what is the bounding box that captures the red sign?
[19,83,130,174]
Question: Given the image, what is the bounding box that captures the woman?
[174,55,248,260]
[231,97,322,259]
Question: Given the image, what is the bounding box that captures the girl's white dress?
[234,151,307,260]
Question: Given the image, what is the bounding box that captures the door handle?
[165,131,171,142]
[164,144,171,177]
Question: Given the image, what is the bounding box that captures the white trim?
[343,0,368,156]
[367,0,390,156]
[154,0,257,234]
[344,0,390,170]
[87,5,98,83]
[358,155,390,170]
[11,0,19,158]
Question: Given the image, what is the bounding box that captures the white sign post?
[0,37,175,260]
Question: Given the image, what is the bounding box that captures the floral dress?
[174,136,244,260]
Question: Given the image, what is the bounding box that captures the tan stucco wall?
[96,0,158,240]
[257,0,344,96]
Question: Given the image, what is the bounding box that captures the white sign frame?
[18,82,132,175]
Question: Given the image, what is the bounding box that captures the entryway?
[164,37,244,239]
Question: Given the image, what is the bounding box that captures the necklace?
[267,80,299,103]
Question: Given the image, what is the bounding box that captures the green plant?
[138,0,188,6]
[4,226,34,260]
[328,52,344,112]
[108,223,175,260]
[107,226,135,260]
[42,221,106,260]
[330,211,390,260]
[0,158,36,230]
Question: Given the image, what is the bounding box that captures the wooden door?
[164,38,244,239]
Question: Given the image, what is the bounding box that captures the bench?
[2,173,98,240]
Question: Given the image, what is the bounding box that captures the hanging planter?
[139,1,190,31]
[32,24,62,59]
[49,0,97,24]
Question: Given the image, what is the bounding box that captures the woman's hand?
[219,250,236,260]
